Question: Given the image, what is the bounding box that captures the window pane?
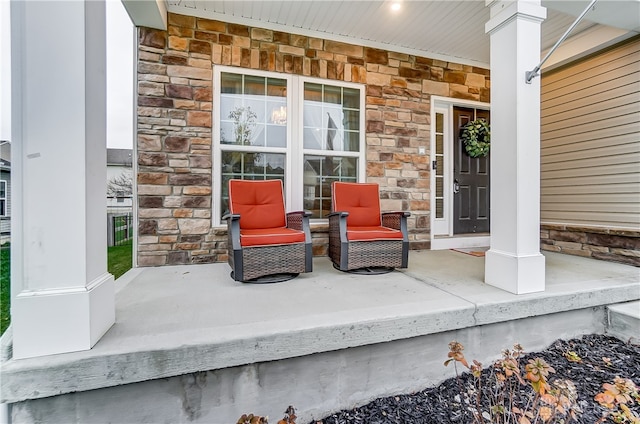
[325,110,343,151]
[221,73,242,94]
[266,125,286,147]
[268,101,287,124]
[304,155,358,218]
[244,75,265,95]
[304,83,322,102]
[303,103,323,129]
[220,74,288,148]
[343,109,359,131]
[221,152,286,218]
[220,121,236,144]
[223,106,257,145]
[436,199,443,219]
[245,99,266,123]
[436,134,443,154]
[343,88,359,109]
[303,127,322,150]
[343,131,359,152]
[267,78,287,97]
[436,112,443,133]
[324,85,341,104]
[436,178,443,197]
[220,96,242,123]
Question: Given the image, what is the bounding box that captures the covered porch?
[2,250,638,423]
[3,0,639,422]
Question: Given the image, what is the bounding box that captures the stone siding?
[541,224,640,266]
[136,12,490,266]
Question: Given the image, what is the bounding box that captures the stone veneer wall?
[541,224,640,266]
[136,12,490,267]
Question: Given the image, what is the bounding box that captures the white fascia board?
[122,0,167,30]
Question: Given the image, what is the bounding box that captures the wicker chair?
[224,179,312,283]
[328,182,410,273]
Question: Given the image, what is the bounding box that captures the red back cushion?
[332,182,381,227]
[228,180,286,229]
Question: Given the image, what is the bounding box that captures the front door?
[453,107,490,234]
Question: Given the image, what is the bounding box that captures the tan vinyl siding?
[540,37,640,230]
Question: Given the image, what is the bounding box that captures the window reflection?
[220,73,287,148]
[303,156,357,218]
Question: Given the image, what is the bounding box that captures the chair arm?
[286,211,312,231]
[222,213,241,222]
[382,211,410,234]
[222,213,242,250]
[287,211,312,243]
[327,211,349,219]
[328,211,349,243]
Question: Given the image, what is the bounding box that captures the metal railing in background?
[107,213,133,247]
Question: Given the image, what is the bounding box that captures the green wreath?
[460,119,490,158]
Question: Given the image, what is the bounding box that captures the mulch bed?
[312,334,640,424]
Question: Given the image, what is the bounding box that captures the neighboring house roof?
[107,148,133,166]
[0,158,9,172]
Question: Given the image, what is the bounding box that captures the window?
[214,67,365,223]
[0,180,5,216]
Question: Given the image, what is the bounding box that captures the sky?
[0,0,135,149]
[106,0,135,149]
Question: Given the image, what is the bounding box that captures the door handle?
[453,179,460,194]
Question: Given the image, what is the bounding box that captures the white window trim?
[212,66,365,225]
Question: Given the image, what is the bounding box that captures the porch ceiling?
[164,0,640,68]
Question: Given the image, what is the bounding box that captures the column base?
[485,250,545,294]
[12,273,115,359]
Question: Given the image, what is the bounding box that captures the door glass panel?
[435,112,445,219]
[436,134,443,155]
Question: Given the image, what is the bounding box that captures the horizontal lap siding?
[540,37,640,229]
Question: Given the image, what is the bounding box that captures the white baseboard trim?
[12,273,115,359]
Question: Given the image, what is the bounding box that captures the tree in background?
[107,171,133,198]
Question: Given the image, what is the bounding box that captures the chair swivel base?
[332,262,394,275]
[231,272,299,284]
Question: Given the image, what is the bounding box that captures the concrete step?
[607,301,640,345]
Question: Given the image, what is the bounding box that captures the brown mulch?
[312,334,640,424]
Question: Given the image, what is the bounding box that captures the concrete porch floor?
[1,250,639,422]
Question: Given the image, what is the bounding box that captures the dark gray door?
[453,107,490,234]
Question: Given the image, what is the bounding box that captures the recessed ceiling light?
[391,2,401,12]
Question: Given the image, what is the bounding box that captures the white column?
[484,0,546,294]
[11,0,115,359]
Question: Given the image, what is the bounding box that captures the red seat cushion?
[332,182,382,227]
[347,226,403,241]
[240,227,306,247]
[229,180,286,229]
